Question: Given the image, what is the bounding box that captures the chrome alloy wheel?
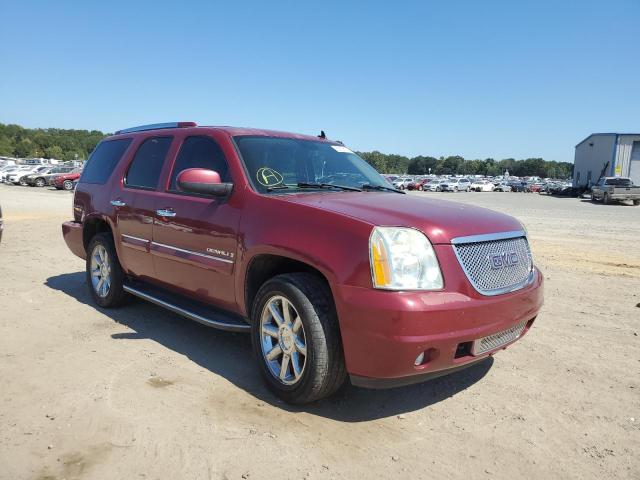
[90,244,111,298]
[260,296,307,385]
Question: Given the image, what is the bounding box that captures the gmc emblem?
[489,252,519,270]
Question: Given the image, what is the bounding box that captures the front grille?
[472,320,527,355]
[452,234,533,295]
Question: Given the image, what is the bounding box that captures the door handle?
[156,209,176,218]
[110,199,126,207]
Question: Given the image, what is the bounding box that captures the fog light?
[414,352,425,366]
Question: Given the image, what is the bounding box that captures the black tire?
[251,273,346,404]
[603,193,610,205]
[35,178,45,187]
[86,232,127,308]
[634,200,640,206]
[63,180,74,190]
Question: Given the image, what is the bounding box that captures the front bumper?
[62,221,86,260]
[333,245,543,386]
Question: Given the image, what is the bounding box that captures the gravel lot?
[0,185,638,480]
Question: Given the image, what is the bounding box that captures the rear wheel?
[251,273,346,404]
[86,233,127,308]
[634,200,640,206]
[604,193,611,205]
[35,177,45,187]
[63,179,74,190]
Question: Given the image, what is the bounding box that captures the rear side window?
[125,137,173,190]
[168,136,230,191]
[80,138,132,184]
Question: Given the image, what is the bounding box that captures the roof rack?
[115,122,197,135]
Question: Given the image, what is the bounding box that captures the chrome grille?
[452,232,533,296]
[472,320,527,355]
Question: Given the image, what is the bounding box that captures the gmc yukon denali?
[62,122,544,404]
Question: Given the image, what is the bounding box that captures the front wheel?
[63,180,74,190]
[35,178,46,187]
[604,193,611,205]
[251,273,346,404]
[634,200,640,206]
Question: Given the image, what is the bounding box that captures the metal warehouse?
[573,133,640,187]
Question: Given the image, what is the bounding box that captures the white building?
[573,133,640,187]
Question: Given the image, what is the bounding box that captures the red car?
[52,169,82,190]
[62,122,543,404]
[407,178,429,191]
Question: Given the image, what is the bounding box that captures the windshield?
[605,178,633,187]
[234,136,390,193]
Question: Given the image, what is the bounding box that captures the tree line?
[0,123,573,178]
[0,123,106,161]
[358,151,573,179]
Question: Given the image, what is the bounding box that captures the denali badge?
[489,252,519,269]
[206,247,234,259]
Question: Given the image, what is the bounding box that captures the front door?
[151,134,240,311]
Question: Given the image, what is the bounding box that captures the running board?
[123,282,250,333]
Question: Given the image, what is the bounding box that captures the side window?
[125,136,173,190]
[80,138,132,184]
[169,136,230,191]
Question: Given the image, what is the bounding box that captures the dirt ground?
[0,185,638,480]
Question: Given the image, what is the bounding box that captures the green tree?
[45,145,64,159]
[14,138,35,158]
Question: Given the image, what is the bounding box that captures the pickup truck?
[591,177,640,205]
[62,122,543,404]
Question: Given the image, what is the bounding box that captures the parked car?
[62,122,543,404]
[494,183,512,192]
[0,166,20,182]
[426,179,445,191]
[528,183,544,193]
[470,180,495,192]
[440,178,471,192]
[6,166,42,185]
[590,177,640,205]
[52,168,83,190]
[507,181,529,193]
[18,166,51,185]
[407,178,430,191]
[392,177,413,190]
[25,166,74,187]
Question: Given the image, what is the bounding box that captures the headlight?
[369,226,443,290]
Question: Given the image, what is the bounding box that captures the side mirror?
[176,168,233,197]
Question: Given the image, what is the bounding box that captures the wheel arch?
[243,253,334,321]
[82,216,114,252]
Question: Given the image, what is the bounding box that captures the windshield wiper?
[265,184,291,191]
[361,184,405,194]
[297,182,362,192]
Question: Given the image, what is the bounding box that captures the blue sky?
[1,0,638,162]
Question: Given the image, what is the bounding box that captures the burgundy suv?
[62,122,543,404]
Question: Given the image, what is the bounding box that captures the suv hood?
[278,192,523,244]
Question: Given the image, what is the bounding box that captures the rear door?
[150,132,240,311]
[113,136,174,280]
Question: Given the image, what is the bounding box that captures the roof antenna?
[318,130,326,139]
